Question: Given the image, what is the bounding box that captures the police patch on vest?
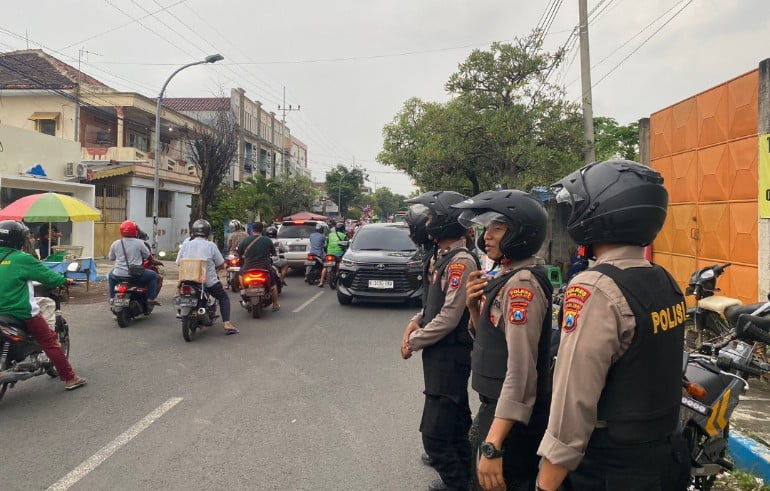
[509,302,528,324]
[508,288,534,301]
[447,262,466,289]
[562,286,590,333]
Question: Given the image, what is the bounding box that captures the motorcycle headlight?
[700,270,715,280]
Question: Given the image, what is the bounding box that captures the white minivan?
[277,220,329,270]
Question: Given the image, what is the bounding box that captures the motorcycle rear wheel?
[230,275,239,293]
[329,269,338,290]
[252,300,262,319]
[0,359,9,402]
[182,316,197,342]
[116,308,131,328]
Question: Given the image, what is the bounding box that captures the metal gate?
[93,183,127,257]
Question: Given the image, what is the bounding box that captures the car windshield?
[351,227,415,252]
[277,224,317,239]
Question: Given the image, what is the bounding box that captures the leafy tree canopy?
[593,117,639,161]
[324,165,367,217]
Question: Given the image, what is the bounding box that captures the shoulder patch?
[562,286,591,333]
[447,262,467,289]
[508,288,534,301]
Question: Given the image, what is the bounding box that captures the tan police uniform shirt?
[409,238,478,351]
[537,245,646,471]
[482,257,549,424]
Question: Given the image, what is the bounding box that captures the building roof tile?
[162,97,230,112]
[0,49,110,90]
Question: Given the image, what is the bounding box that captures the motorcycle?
[0,280,72,402]
[324,254,341,289]
[684,262,745,350]
[174,281,218,342]
[111,276,155,328]
[239,269,274,319]
[680,297,770,490]
[304,253,324,285]
[224,254,241,292]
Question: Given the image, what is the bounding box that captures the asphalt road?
[0,274,439,491]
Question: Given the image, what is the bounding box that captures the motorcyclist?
[318,222,347,288]
[306,223,326,284]
[237,222,280,311]
[108,220,160,305]
[226,219,248,254]
[177,219,238,334]
[266,225,289,286]
[0,220,87,391]
[138,228,164,294]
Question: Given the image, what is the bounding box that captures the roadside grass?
[715,469,769,491]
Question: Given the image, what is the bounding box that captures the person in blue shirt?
[308,223,326,257]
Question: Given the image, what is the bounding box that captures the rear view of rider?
[0,220,87,391]
[237,222,280,311]
[309,222,326,258]
[108,220,160,305]
[227,219,248,254]
[318,222,347,288]
[266,226,289,286]
[177,219,238,334]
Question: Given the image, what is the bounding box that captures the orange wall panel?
[729,201,758,265]
[725,263,758,306]
[654,206,674,252]
[672,97,698,153]
[650,108,673,160]
[670,152,698,203]
[669,204,697,256]
[697,84,729,147]
[728,137,758,200]
[697,144,730,202]
[728,71,758,140]
[697,203,730,260]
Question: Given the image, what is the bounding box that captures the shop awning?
[28,112,61,121]
[90,164,135,180]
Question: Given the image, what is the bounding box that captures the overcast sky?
[4,0,769,195]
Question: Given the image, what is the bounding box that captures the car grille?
[350,264,420,293]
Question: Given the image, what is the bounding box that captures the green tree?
[378,33,584,194]
[593,117,639,161]
[271,175,319,217]
[371,186,406,218]
[324,165,367,217]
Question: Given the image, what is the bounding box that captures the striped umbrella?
[0,192,101,222]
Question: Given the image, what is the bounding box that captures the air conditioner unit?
[64,162,75,177]
[75,163,87,178]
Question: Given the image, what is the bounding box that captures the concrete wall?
[0,123,81,180]
[125,176,194,251]
[758,58,770,300]
[0,91,77,140]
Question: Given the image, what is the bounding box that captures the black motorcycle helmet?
[552,159,668,246]
[265,226,278,238]
[453,190,547,260]
[406,191,467,240]
[191,219,212,238]
[404,192,434,246]
[0,220,29,250]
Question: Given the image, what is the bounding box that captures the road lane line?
[293,291,324,313]
[47,397,183,491]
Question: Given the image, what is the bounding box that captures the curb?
[728,429,770,483]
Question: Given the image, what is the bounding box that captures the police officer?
[401,191,479,491]
[536,160,689,491]
[405,192,438,309]
[453,190,553,491]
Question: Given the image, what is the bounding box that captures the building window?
[145,189,172,218]
[128,132,150,152]
[38,119,56,136]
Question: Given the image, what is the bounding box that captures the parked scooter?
[680,297,770,490]
[111,278,155,328]
[0,277,73,402]
[174,281,218,342]
[224,254,241,292]
[304,253,324,285]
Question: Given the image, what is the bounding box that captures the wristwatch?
[479,441,504,459]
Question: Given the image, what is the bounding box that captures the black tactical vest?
[471,265,553,432]
[421,247,478,399]
[593,263,685,443]
[419,244,435,307]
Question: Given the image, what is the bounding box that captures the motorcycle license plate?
[227,267,240,272]
[290,245,306,252]
[112,298,129,307]
[368,280,394,289]
[178,297,198,307]
[244,287,265,295]
[324,262,336,267]
[304,261,315,266]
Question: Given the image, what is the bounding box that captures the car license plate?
[244,287,265,295]
[289,244,306,252]
[368,280,394,289]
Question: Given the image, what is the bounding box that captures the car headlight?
[406,260,423,270]
[341,258,356,267]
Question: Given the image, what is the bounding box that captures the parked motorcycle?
[111,277,155,328]
[680,298,770,490]
[174,281,218,342]
[0,281,71,402]
[239,269,274,319]
[685,262,742,350]
[304,253,324,285]
[224,254,241,292]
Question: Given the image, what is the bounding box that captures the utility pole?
[277,86,300,178]
[75,48,84,143]
[578,0,596,164]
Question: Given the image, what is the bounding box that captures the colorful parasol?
[0,192,101,222]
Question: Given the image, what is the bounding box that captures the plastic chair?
[545,266,563,289]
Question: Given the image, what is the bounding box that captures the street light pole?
[152,53,224,251]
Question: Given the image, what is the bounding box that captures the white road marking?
[47,397,183,491]
[293,291,324,313]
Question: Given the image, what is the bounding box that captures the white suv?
[277,220,329,270]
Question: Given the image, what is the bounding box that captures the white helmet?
[229,219,243,232]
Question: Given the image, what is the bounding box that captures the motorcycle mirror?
[158,251,167,258]
[698,343,714,356]
[66,262,80,272]
[339,241,349,248]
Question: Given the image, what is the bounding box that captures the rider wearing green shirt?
[318,222,348,287]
